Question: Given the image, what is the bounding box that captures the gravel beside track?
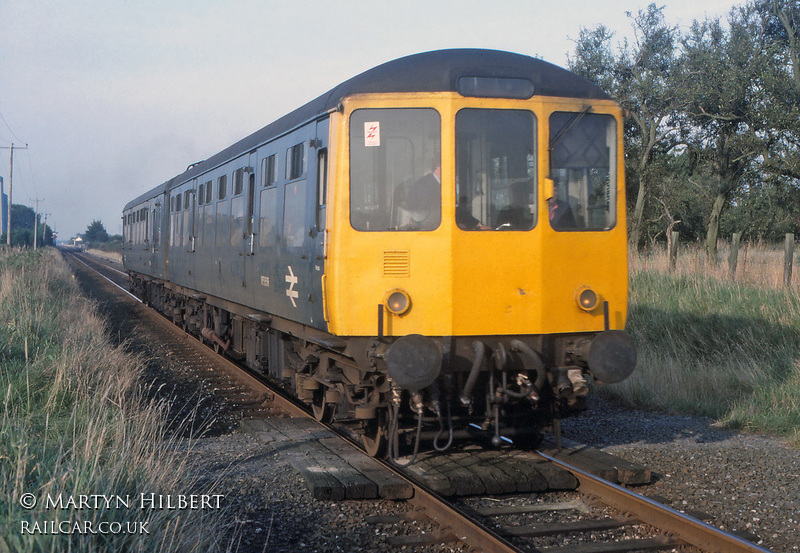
[69,252,798,553]
[561,397,800,553]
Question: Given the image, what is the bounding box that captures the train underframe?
[130,273,618,461]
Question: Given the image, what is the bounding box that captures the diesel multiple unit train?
[123,49,636,459]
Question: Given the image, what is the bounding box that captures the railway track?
[62,248,776,553]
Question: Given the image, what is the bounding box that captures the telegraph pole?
[32,198,43,249]
[1,143,29,245]
[42,213,49,245]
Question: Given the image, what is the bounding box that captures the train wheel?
[362,408,388,458]
[311,390,335,423]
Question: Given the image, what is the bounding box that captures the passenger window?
[205,181,212,204]
[198,183,205,205]
[233,168,244,195]
[262,154,277,187]
[286,143,305,180]
[217,175,227,200]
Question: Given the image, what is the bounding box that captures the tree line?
[569,0,800,258]
[1,204,54,247]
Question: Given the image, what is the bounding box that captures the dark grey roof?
[125,49,608,210]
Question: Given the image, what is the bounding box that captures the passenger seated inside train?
[395,164,441,230]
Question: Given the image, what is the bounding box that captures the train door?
[151,198,164,278]
[186,179,197,287]
[309,118,329,327]
[163,190,171,280]
[239,153,257,295]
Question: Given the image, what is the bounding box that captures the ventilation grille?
[383,250,410,277]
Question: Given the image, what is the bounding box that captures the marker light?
[576,286,598,312]
[385,289,411,316]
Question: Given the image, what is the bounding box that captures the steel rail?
[76,251,774,553]
[537,451,775,553]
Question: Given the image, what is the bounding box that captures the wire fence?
[633,233,799,290]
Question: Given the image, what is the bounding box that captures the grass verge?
[609,249,800,444]
[0,248,234,552]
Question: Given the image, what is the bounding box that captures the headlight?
[385,289,411,316]
[575,286,598,312]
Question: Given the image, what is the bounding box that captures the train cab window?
[205,180,213,204]
[549,112,617,231]
[455,109,536,231]
[349,108,441,231]
[262,154,277,187]
[198,183,205,205]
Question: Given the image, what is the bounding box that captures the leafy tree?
[570,4,683,249]
[677,7,769,261]
[0,204,54,247]
[84,220,110,243]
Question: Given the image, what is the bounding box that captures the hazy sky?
[1,0,739,239]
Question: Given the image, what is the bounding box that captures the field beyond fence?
[638,234,799,289]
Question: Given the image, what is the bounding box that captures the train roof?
[124,49,609,210]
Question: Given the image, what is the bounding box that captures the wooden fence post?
[728,232,741,281]
[669,231,679,271]
[784,233,795,287]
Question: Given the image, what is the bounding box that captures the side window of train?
[286,143,305,180]
[233,168,244,196]
[259,154,278,248]
[217,175,227,200]
[548,112,617,231]
[262,154,276,187]
[283,143,306,249]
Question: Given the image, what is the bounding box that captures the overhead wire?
[0,108,25,144]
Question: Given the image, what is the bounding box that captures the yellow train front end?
[324,78,635,452]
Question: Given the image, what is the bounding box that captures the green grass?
[610,266,800,444]
[0,248,234,552]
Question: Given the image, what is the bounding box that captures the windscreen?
[549,112,617,231]
[349,108,441,231]
[455,109,536,231]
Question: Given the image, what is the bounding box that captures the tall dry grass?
[0,248,235,552]
[636,239,797,289]
[613,243,800,444]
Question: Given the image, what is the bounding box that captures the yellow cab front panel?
[325,93,628,338]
